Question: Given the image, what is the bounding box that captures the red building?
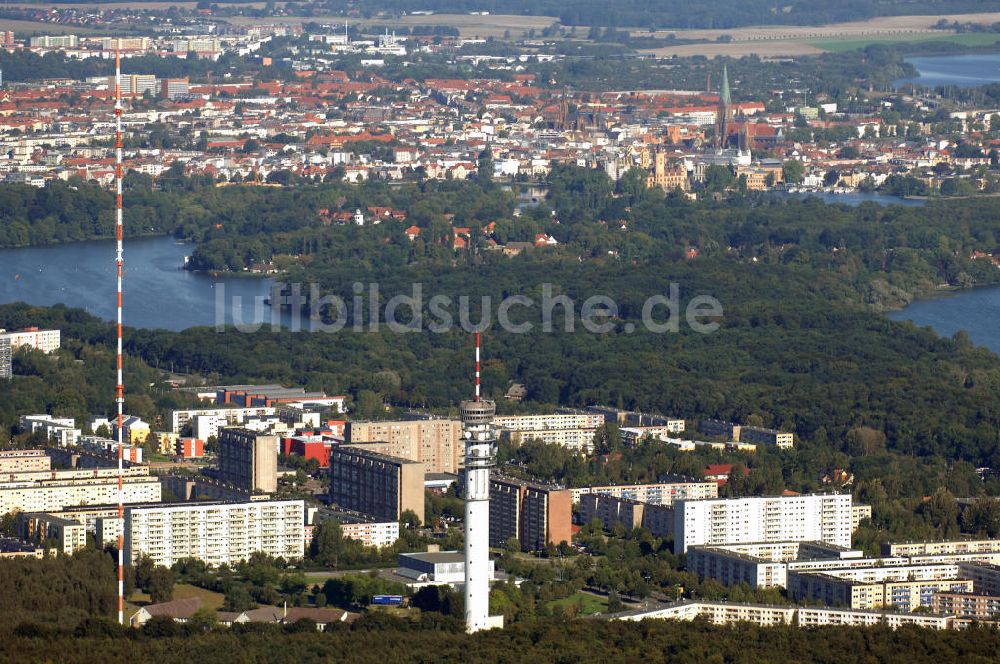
[282,436,332,467]
[176,438,204,459]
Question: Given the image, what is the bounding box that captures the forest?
[7,167,1000,467]
[299,0,1000,30]
[4,605,1000,664]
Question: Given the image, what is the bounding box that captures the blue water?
[778,192,924,207]
[888,286,1000,355]
[0,236,276,331]
[894,53,1000,88]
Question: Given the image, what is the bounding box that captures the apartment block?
[788,568,972,611]
[161,77,190,100]
[0,450,50,474]
[885,539,1000,557]
[0,336,9,380]
[218,428,278,493]
[579,493,675,539]
[170,407,277,434]
[672,494,853,553]
[570,477,717,506]
[620,425,688,448]
[957,562,1000,596]
[614,601,955,630]
[852,504,872,531]
[328,446,424,522]
[493,413,603,452]
[110,73,157,95]
[741,426,794,449]
[0,328,61,354]
[19,414,80,447]
[124,500,304,567]
[313,508,400,548]
[346,419,462,474]
[30,35,78,48]
[932,591,1000,619]
[688,541,879,589]
[489,475,572,551]
[0,475,161,514]
[700,419,741,440]
[17,512,86,555]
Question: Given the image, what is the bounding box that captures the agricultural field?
[223,13,557,38]
[809,31,1000,52]
[638,12,1000,58]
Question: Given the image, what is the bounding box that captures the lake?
[777,191,924,207]
[0,236,276,331]
[894,53,1000,88]
[888,286,1000,356]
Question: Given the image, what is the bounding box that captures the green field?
[810,31,1000,52]
[0,18,108,36]
[546,592,609,616]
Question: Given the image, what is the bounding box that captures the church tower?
[714,65,733,150]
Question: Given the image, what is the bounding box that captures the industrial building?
[397,550,496,585]
[218,427,278,493]
[327,446,424,522]
[124,500,305,567]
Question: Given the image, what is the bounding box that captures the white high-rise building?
[673,494,853,553]
[124,500,305,567]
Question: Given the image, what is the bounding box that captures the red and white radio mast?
[113,43,125,626]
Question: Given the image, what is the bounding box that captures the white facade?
[170,406,277,434]
[339,519,400,548]
[124,500,305,567]
[614,601,954,630]
[570,480,718,506]
[0,476,161,515]
[0,328,61,354]
[493,413,603,453]
[673,494,852,553]
[20,414,80,447]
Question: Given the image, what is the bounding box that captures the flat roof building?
[672,494,853,554]
[570,477,717,506]
[489,475,572,552]
[218,427,278,493]
[347,419,462,474]
[124,500,305,567]
[328,446,424,522]
[398,550,496,584]
[0,450,50,474]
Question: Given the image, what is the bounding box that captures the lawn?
[810,32,1000,52]
[546,592,608,616]
[172,583,225,610]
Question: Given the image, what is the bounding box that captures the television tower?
[113,43,125,626]
[460,332,497,633]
